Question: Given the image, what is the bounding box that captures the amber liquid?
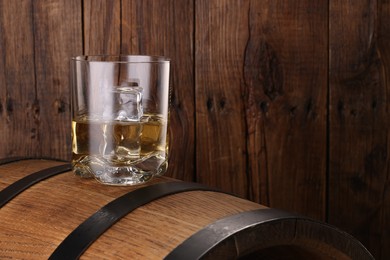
[71,114,168,184]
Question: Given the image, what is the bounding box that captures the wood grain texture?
[121,0,195,181]
[195,0,249,197]
[33,0,82,160]
[0,1,389,258]
[377,1,390,258]
[84,0,121,54]
[0,1,38,158]
[0,160,373,259]
[243,0,328,220]
[329,0,390,259]
[0,0,81,160]
[0,160,264,259]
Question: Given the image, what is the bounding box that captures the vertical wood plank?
[121,0,195,181]
[0,1,38,158]
[243,1,328,219]
[83,0,121,54]
[33,0,83,160]
[377,1,390,258]
[329,0,390,258]
[195,0,249,197]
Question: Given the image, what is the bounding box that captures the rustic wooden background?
[0,0,389,259]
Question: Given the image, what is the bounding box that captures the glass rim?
[71,55,170,63]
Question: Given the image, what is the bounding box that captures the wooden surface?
[0,0,81,159]
[0,160,373,259]
[329,0,390,258]
[0,160,263,259]
[0,1,389,259]
[195,0,249,198]
[243,0,328,220]
[0,1,39,157]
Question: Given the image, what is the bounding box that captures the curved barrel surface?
[0,158,373,259]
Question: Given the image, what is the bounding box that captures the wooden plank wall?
[0,0,388,259]
[329,1,390,257]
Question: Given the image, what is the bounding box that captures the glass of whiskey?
[70,55,170,185]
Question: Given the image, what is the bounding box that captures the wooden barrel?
[0,158,373,260]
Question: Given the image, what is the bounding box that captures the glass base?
[94,169,153,186]
[73,155,167,186]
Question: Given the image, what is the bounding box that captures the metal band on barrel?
[49,181,219,260]
[0,160,71,208]
[164,208,299,259]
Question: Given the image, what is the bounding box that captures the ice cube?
[116,110,128,121]
[114,83,143,121]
